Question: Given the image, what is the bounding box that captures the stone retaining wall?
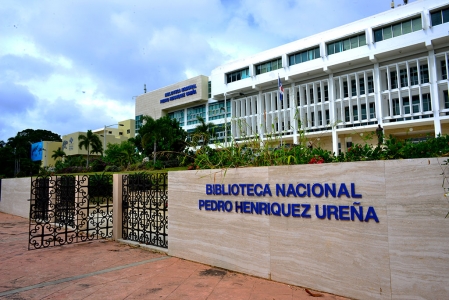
[168,158,449,300]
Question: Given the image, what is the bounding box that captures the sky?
[0,0,414,143]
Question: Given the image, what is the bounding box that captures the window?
[317,85,329,102]
[127,129,130,134]
[374,16,422,42]
[226,68,250,83]
[256,58,282,75]
[368,76,374,93]
[422,93,432,111]
[359,76,374,94]
[168,109,185,126]
[366,103,376,119]
[327,33,366,55]
[431,7,449,26]
[208,100,231,121]
[343,81,349,98]
[410,67,419,85]
[187,105,206,125]
[387,65,428,89]
[346,103,375,122]
[392,94,431,118]
[208,81,211,98]
[119,132,123,136]
[345,107,350,122]
[135,115,143,132]
[420,65,429,83]
[303,88,315,104]
[445,90,449,108]
[442,60,448,80]
[289,47,320,66]
[391,71,398,89]
[400,69,408,87]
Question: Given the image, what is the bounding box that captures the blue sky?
[0,0,413,142]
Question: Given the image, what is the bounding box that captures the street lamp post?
[103,123,124,154]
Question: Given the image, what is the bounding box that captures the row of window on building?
[167,100,231,127]
[226,6,449,84]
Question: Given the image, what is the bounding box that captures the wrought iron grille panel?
[29,175,113,250]
[122,173,168,248]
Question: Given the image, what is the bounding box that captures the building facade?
[62,119,135,157]
[136,0,449,153]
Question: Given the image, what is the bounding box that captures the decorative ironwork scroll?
[28,174,113,250]
[122,173,168,248]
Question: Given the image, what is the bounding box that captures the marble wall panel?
[0,177,30,218]
[167,160,449,300]
[385,158,449,300]
[268,162,391,300]
[168,168,271,278]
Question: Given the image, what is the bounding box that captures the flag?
[278,76,284,101]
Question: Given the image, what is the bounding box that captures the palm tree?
[51,147,66,162]
[90,141,103,156]
[121,141,136,166]
[193,116,215,146]
[78,130,102,168]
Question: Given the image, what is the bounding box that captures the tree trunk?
[86,145,90,168]
[153,140,157,165]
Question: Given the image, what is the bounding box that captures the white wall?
[0,177,30,219]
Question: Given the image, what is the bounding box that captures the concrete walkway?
[0,212,349,300]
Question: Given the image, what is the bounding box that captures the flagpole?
[278,74,282,147]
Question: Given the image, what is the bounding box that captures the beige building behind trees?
[61,119,135,158]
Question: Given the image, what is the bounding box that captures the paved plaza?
[0,212,348,300]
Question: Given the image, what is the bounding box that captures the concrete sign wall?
[168,158,449,300]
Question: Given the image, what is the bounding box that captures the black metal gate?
[122,173,168,248]
[29,174,113,250]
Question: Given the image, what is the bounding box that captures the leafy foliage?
[138,115,187,159]
[78,130,102,168]
[0,129,61,177]
[51,147,66,161]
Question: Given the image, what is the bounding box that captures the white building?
[137,0,449,153]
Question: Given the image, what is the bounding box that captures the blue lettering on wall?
[199,182,379,223]
[160,84,197,104]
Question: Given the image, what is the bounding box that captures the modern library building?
[136,0,449,154]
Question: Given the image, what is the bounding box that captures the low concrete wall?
[0,177,30,219]
[168,158,449,300]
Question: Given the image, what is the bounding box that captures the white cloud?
[0,0,404,142]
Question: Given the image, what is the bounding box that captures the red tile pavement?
[0,212,350,300]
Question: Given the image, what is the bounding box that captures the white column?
[328,74,339,155]
[112,174,123,241]
[291,83,298,144]
[373,63,383,124]
[429,49,442,136]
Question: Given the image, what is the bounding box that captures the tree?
[78,130,102,168]
[0,129,61,178]
[104,141,136,167]
[90,141,103,156]
[138,116,187,163]
[193,116,216,146]
[121,141,136,166]
[51,147,66,162]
